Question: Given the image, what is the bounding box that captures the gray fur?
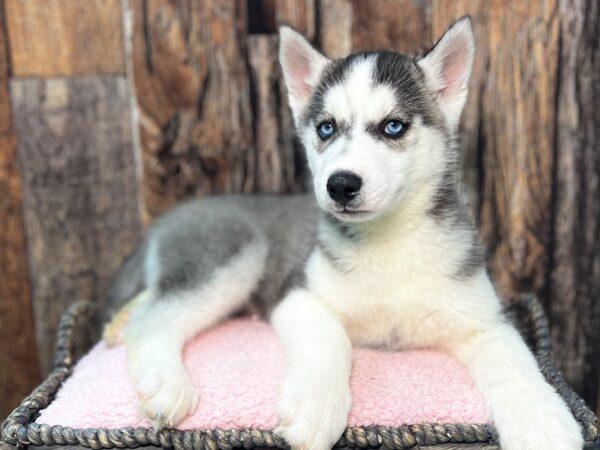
[242,195,320,314]
[429,165,463,220]
[454,234,486,279]
[303,52,447,138]
[363,121,415,152]
[104,241,148,320]
[428,165,485,279]
[324,213,362,242]
[149,200,257,296]
[108,195,320,316]
[317,239,348,273]
[373,52,446,133]
[303,53,372,127]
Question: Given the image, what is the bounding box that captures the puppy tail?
[104,241,148,322]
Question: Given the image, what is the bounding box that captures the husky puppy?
[106,18,583,450]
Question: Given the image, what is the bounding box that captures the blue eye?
[383,120,406,137]
[317,121,335,140]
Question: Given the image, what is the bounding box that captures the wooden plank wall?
[552,0,600,409]
[0,0,40,420]
[0,0,598,419]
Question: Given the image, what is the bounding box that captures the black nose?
[327,171,362,206]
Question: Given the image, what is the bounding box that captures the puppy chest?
[313,270,447,348]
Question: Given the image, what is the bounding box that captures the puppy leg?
[272,289,352,450]
[449,322,583,450]
[126,239,268,428]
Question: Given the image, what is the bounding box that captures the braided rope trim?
[1,296,598,449]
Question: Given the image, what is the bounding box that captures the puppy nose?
[327,171,362,206]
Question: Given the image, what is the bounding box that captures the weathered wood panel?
[319,0,432,72]
[130,0,254,219]
[0,3,40,419]
[0,134,40,419]
[5,0,125,77]
[275,0,316,39]
[351,0,432,54]
[317,0,352,58]
[431,1,559,302]
[550,0,600,409]
[247,35,305,193]
[10,77,143,374]
[0,5,11,135]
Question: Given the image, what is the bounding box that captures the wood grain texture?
[351,0,432,54]
[130,0,254,219]
[0,4,40,419]
[317,0,353,58]
[10,77,143,375]
[0,133,40,419]
[275,0,316,39]
[4,0,125,77]
[549,0,600,408]
[247,35,306,193]
[431,1,559,301]
[0,2,11,135]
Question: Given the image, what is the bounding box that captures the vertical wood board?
[431,1,559,301]
[130,0,254,219]
[247,35,306,193]
[317,0,353,58]
[0,133,40,419]
[550,0,600,406]
[351,0,432,54]
[0,2,40,419]
[275,0,316,39]
[10,76,143,374]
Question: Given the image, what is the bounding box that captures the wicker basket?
[1,295,599,450]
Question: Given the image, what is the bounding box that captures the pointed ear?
[418,17,475,129]
[279,26,329,123]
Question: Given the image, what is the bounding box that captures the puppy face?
[279,19,474,223]
[298,53,447,223]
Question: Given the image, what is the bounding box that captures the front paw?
[496,393,583,450]
[134,366,198,429]
[275,376,351,450]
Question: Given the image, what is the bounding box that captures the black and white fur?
[107,18,583,450]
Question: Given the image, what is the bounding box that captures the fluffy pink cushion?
[37,319,489,429]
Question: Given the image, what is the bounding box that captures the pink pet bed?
[37,318,489,429]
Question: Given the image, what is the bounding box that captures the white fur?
[126,238,268,428]
[450,322,583,450]
[271,290,352,450]
[323,56,391,123]
[279,214,581,450]
[309,217,492,349]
